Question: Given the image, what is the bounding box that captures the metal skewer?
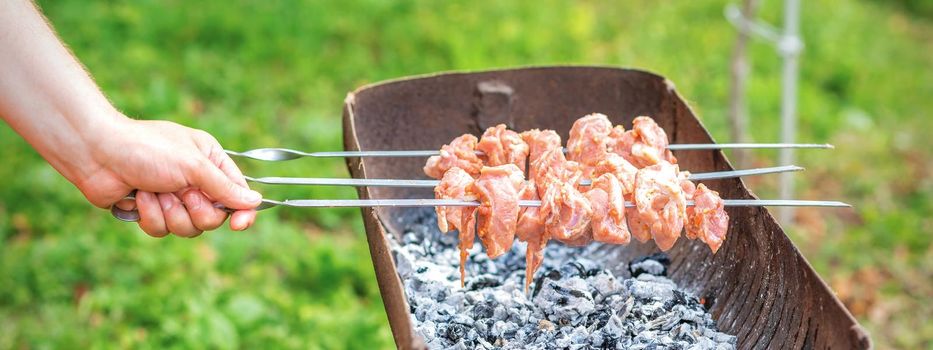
[243,165,804,188]
[255,198,851,209]
[226,143,833,161]
[110,195,849,222]
[666,143,833,150]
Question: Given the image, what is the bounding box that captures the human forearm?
[0,1,260,236]
[0,0,124,185]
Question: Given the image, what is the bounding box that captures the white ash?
[390,208,737,349]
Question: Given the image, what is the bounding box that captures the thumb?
[186,157,262,209]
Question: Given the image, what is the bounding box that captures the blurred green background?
[0,0,930,348]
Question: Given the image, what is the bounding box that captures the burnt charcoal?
[472,301,496,319]
[560,260,601,278]
[467,275,501,291]
[626,274,678,302]
[419,320,437,343]
[475,318,496,342]
[444,323,466,342]
[531,269,563,298]
[498,322,519,339]
[591,271,623,300]
[535,277,596,326]
[389,210,735,349]
[630,253,670,277]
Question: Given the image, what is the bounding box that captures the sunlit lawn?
[0,0,930,348]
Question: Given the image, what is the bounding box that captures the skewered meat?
[625,201,652,243]
[434,167,475,233]
[460,208,477,287]
[558,227,594,247]
[476,124,530,170]
[521,129,563,179]
[529,148,569,190]
[606,125,628,154]
[541,164,593,243]
[610,116,677,168]
[516,181,546,241]
[522,129,562,160]
[434,167,479,286]
[424,134,484,179]
[633,162,687,251]
[470,164,526,259]
[679,171,697,197]
[567,113,613,174]
[686,184,729,253]
[594,153,639,195]
[427,113,736,288]
[515,181,549,291]
[586,173,631,245]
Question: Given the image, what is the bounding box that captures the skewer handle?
[109,190,264,223]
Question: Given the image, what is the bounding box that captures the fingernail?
[231,215,246,231]
[158,195,173,211]
[243,189,262,204]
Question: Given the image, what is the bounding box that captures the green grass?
[1,0,930,348]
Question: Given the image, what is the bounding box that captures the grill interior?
[342,66,870,349]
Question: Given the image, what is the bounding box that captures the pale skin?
[0,0,261,237]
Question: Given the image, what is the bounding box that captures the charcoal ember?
[389,210,735,349]
[600,313,625,340]
[537,318,556,332]
[443,322,467,342]
[507,304,532,323]
[474,318,495,341]
[394,249,417,278]
[419,320,437,342]
[534,277,596,325]
[467,275,501,291]
[402,231,421,245]
[591,270,623,299]
[629,253,670,277]
[560,259,601,278]
[471,300,496,319]
[531,269,563,298]
[491,320,518,339]
[587,308,612,329]
[426,338,445,349]
[554,325,590,349]
[443,291,466,308]
[474,337,495,349]
[626,274,678,301]
[703,328,737,345]
[692,337,718,349]
[464,328,478,342]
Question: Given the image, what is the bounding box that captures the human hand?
[0,1,260,237]
[79,117,262,237]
